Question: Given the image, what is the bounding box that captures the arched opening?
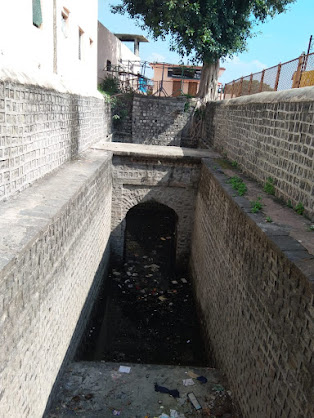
[124,201,177,277]
[78,201,206,366]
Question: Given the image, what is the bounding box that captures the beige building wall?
[97,22,140,85]
[0,0,98,95]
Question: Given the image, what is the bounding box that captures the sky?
[98,0,314,84]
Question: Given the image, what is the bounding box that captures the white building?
[0,0,98,95]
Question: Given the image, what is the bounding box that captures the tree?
[112,0,296,101]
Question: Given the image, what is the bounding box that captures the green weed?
[226,176,247,196]
[251,197,263,213]
[266,216,273,223]
[264,177,275,195]
[294,202,305,215]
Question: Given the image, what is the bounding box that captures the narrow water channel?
[78,201,207,366]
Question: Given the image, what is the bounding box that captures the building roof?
[114,34,149,43]
[150,62,203,70]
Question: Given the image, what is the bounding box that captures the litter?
[181,278,187,283]
[118,366,131,373]
[187,371,198,379]
[160,237,166,241]
[188,392,202,410]
[158,296,167,302]
[212,384,225,392]
[171,280,178,285]
[170,410,185,418]
[159,414,169,418]
[183,378,195,386]
[154,383,180,398]
[197,376,208,384]
[113,410,121,416]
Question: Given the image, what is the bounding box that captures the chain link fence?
[224,52,314,99]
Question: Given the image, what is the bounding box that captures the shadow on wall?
[43,242,111,416]
[113,94,197,148]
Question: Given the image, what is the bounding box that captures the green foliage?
[287,199,293,208]
[99,76,120,96]
[184,101,191,112]
[266,216,273,223]
[231,160,238,168]
[251,197,263,213]
[309,225,314,231]
[227,176,247,196]
[264,177,275,195]
[294,202,305,215]
[112,1,295,64]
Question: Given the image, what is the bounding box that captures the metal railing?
[224,52,314,99]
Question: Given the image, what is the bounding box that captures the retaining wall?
[0,150,112,417]
[201,88,314,220]
[190,160,314,417]
[0,78,112,201]
[132,95,194,147]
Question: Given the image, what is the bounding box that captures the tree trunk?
[197,60,220,103]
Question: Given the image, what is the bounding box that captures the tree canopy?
[112,0,296,64]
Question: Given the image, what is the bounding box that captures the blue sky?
[98,0,314,84]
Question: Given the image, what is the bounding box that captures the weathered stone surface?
[132,95,194,147]
[111,154,201,269]
[190,160,314,418]
[0,79,112,201]
[200,88,314,220]
[0,150,112,418]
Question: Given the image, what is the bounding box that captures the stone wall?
[0,150,112,417]
[111,155,201,269]
[132,95,194,147]
[0,79,112,201]
[190,160,314,417]
[201,88,314,220]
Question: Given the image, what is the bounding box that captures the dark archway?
[125,200,178,276]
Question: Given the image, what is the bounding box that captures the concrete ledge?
[93,141,219,161]
[0,149,112,273]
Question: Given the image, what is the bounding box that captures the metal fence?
[224,52,314,99]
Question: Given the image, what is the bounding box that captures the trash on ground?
[212,384,225,392]
[158,296,167,302]
[182,378,195,386]
[197,376,208,384]
[181,278,187,283]
[113,410,121,416]
[154,383,180,398]
[118,365,131,373]
[188,392,202,410]
[170,410,185,418]
[187,371,198,379]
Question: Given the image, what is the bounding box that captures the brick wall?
[0,79,112,201]
[111,155,200,269]
[0,150,112,417]
[201,88,314,220]
[132,95,195,146]
[190,160,314,417]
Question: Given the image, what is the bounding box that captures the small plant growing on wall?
[251,197,263,213]
[294,202,305,215]
[264,177,275,195]
[227,176,247,196]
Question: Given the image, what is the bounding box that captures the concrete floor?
[47,362,240,417]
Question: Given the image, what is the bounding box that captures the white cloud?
[146,52,166,63]
[220,57,268,84]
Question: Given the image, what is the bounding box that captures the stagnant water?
[78,202,207,366]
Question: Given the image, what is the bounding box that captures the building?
[0,0,98,94]
[98,26,149,91]
[150,62,225,97]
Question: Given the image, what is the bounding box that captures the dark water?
[78,202,207,366]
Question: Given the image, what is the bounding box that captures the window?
[33,0,43,28]
[61,7,70,38]
[106,60,112,71]
[78,27,84,60]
